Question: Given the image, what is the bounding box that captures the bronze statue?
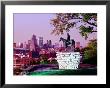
[59,33,75,49]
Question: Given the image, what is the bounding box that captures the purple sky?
[14,13,97,47]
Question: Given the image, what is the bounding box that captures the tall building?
[27,40,31,49]
[13,43,16,48]
[47,40,52,47]
[54,43,59,48]
[23,42,29,49]
[76,42,80,48]
[39,37,43,48]
[47,40,49,45]
[19,42,23,48]
[24,42,27,49]
[30,34,38,51]
[48,40,52,47]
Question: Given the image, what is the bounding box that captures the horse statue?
[59,37,75,51]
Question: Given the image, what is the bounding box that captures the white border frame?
[5,5,106,84]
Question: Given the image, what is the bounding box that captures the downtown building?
[30,34,40,58]
[30,34,38,51]
[38,37,43,48]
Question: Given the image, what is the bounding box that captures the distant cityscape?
[14,34,82,51]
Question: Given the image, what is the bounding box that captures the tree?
[40,54,49,64]
[51,13,97,39]
[83,39,97,65]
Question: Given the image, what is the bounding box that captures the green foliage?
[83,39,97,60]
[82,39,97,65]
[82,13,97,21]
[30,59,37,65]
[79,25,94,39]
[51,13,97,39]
[40,55,49,64]
[84,50,95,59]
[49,59,58,64]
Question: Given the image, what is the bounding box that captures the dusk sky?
[14,13,97,47]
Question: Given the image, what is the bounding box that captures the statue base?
[55,52,81,69]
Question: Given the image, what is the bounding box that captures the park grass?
[27,68,97,75]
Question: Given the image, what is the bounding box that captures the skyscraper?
[19,42,23,48]
[46,40,52,48]
[24,42,27,49]
[13,43,16,48]
[54,43,59,48]
[30,34,38,51]
[76,42,80,48]
[27,40,31,50]
[48,40,52,47]
[39,37,43,48]
[47,40,49,45]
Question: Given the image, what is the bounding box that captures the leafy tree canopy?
[51,13,97,39]
[83,39,97,60]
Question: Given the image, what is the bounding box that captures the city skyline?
[14,34,82,48]
[14,13,97,47]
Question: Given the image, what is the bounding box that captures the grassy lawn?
[27,68,97,75]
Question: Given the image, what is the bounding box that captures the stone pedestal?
[55,52,81,69]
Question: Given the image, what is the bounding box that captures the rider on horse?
[59,33,75,49]
[66,33,71,45]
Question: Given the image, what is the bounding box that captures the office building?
[76,42,80,48]
[30,34,38,51]
[39,37,43,48]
